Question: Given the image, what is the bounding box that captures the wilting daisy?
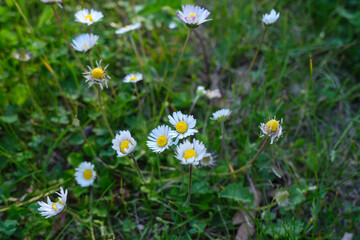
[40,0,62,8]
[37,187,68,218]
[12,48,32,62]
[115,23,141,34]
[259,117,283,144]
[177,4,212,28]
[200,152,217,167]
[83,59,110,89]
[168,111,198,143]
[274,189,290,207]
[147,125,174,153]
[175,139,207,165]
[75,9,104,26]
[112,130,137,157]
[262,9,280,25]
[206,89,221,99]
[123,73,143,83]
[75,162,96,187]
[71,33,99,52]
[211,109,232,121]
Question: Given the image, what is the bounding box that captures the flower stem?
[89,187,95,240]
[169,146,177,155]
[97,87,114,138]
[156,30,192,125]
[130,153,146,184]
[185,165,193,203]
[245,27,268,79]
[221,121,235,176]
[188,95,200,115]
[51,5,86,71]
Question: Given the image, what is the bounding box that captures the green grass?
[0,0,359,239]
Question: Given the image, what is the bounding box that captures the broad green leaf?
[219,183,254,204]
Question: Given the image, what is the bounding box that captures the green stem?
[156,30,192,125]
[185,165,193,203]
[89,188,95,240]
[97,87,114,138]
[130,153,146,184]
[245,27,268,79]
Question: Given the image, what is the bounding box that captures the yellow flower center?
[156,136,168,147]
[52,203,57,210]
[188,12,196,19]
[84,44,88,49]
[85,14,93,22]
[83,169,93,180]
[120,140,131,154]
[175,121,188,133]
[125,25,131,28]
[58,200,64,205]
[184,149,196,160]
[130,77,138,81]
[266,120,279,132]
[91,68,104,79]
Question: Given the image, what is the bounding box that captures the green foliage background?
[0,0,359,239]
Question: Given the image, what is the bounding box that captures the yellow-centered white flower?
[75,162,96,187]
[259,117,283,144]
[196,86,207,96]
[147,125,174,153]
[211,109,232,121]
[115,23,141,34]
[175,139,207,165]
[83,59,111,89]
[123,73,143,83]
[112,130,137,157]
[71,33,99,52]
[12,48,32,62]
[168,111,198,143]
[37,187,67,218]
[262,9,280,25]
[177,4,212,28]
[75,9,104,26]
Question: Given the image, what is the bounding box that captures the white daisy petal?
[112,130,137,157]
[259,117,283,144]
[75,161,96,187]
[37,187,67,218]
[115,22,141,34]
[262,9,280,25]
[75,9,104,26]
[146,125,174,153]
[71,33,99,52]
[83,59,111,90]
[167,111,198,142]
[211,109,232,121]
[123,73,143,83]
[175,139,207,166]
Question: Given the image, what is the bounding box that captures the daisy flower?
[12,48,32,62]
[206,89,221,99]
[115,23,141,34]
[199,152,217,167]
[177,4,212,28]
[259,117,283,144]
[75,9,104,26]
[83,59,111,89]
[40,0,62,8]
[71,33,99,52]
[75,162,96,187]
[37,187,68,218]
[196,86,207,96]
[175,139,207,165]
[274,189,290,207]
[112,130,137,157]
[168,111,198,143]
[123,73,143,83]
[211,109,232,121]
[147,125,174,153]
[262,9,280,25]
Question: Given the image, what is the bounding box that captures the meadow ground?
[0,0,359,239]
